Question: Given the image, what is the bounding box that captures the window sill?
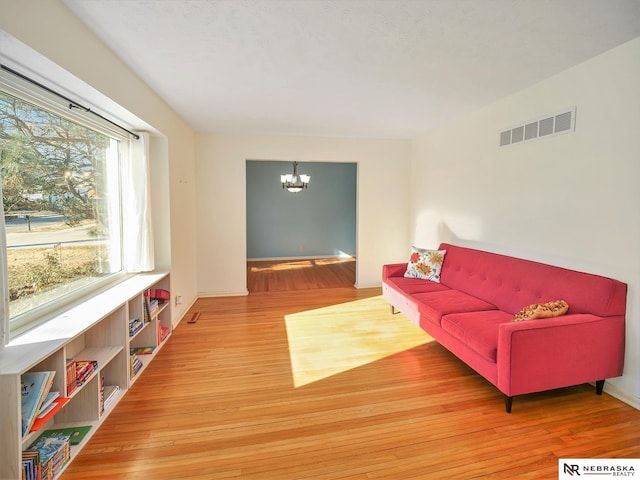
[0,271,169,375]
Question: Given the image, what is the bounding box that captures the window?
[0,86,127,333]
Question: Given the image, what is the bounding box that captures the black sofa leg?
[596,379,605,395]
[504,395,513,413]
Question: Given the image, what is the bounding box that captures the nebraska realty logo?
[560,459,638,478]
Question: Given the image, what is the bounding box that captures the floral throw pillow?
[403,247,447,282]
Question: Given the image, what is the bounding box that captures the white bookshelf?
[128,274,171,384]
[0,271,171,480]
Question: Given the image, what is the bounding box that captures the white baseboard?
[600,381,640,411]
[198,290,249,298]
[173,297,199,327]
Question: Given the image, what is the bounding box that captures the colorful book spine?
[149,298,159,317]
[64,359,99,395]
[74,360,98,387]
[21,449,41,480]
[143,291,151,323]
[129,354,143,378]
[100,376,105,415]
[65,360,77,396]
[27,433,71,479]
[159,326,170,343]
[129,317,144,337]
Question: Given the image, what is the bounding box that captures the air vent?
[499,106,576,147]
[499,130,511,146]
[524,122,538,140]
[555,111,572,133]
[539,117,554,136]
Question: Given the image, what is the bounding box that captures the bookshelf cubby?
[129,274,171,382]
[0,272,170,480]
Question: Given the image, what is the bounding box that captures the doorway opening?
[245,160,357,293]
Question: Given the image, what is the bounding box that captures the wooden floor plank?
[61,283,640,480]
[247,257,356,292]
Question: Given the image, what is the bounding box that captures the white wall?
[246,161,357,259]
[0,0,199,325]
[196,134,410,295]
[410,37,640,408]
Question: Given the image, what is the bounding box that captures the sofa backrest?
[438,243,627,317]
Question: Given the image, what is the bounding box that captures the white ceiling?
[61,0,640,139]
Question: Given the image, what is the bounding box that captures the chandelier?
[280,161,310,193]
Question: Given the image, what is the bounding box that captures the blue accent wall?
[246,161,356,259]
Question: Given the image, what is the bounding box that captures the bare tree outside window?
[0,90,122,321]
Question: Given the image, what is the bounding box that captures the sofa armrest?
[496,314,625,396]
[382,263,407,281]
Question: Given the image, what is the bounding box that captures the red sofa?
[382,243,627,412]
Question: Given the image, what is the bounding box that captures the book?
[103,385,120,411]
[21,450,41,480]
[65,359,77,396]
[28,433,70,478]
[74,360,98,387]
[149,298,159,317]
[21,371,56,437]
[100,376,104,414]
[104,384,119,399]
[129,355,143,378]
[38,391,60,415]
[130,346,155,355]
[157,322,170,344]
[159,326,170,343]
[35,425,92,446]
[143,291,152,322]
[29,397,70,433]
[129,317,144,337]
[145,288,170,302]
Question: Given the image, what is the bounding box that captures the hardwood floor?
[60,287,640,480]
[247,257,356,293]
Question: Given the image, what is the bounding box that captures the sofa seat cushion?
[414,290,497,325]
[385,276,451,295]
[441,310,514,362]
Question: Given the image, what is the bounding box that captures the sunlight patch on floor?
[284,295,433,387]
[250,257,355,273]
[250,260,315,272]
